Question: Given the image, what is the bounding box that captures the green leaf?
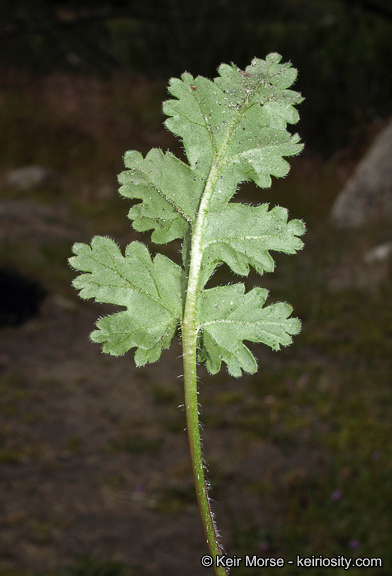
[69,237,183,365]
[200,203,305,285]
[163,52,303,208]
[197,284,301,377]
[70,54,305,373]
[118,149,202,244]
[119,53,303,248]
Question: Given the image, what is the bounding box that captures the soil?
[0,198,325,576]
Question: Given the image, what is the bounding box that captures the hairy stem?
[182,322,227,576]
[182,156,229,575]
[180,82,266,573]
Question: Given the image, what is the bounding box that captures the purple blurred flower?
[331,489,342,502]
[259,541,270,552]
[348,539,360,550]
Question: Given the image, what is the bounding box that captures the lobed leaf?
[199,203,305,285]
[197,284,301,377]
[69,237,183,365]
[163,52,303,209]
[70,54,305,374]
[118,149,202,244]
[120,53,304,247]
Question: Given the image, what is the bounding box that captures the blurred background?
[0,1,391,575]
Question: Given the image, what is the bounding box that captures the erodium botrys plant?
[69,53,305,575]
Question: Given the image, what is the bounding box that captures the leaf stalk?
[182,156,228,575]
[182,322,228,576]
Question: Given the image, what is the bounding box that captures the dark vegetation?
[0,269,46,327]
[1,0,392,155]
[0,2,391,575]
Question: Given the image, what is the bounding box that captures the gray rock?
[363,241,392,264]
[0,200,74,240]
[330,121,392,227]
[6,165,58,190]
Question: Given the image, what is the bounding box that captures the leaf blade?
[163,53,304,212]
[200,203,305,283]
[69,237,183,364]
[118,149,202,243]
[197,284,301,377]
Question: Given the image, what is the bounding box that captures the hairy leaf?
[70,54,305,372]
[119,53,303,247]
[118,149,202,244]
[200,203,305,285]
[163,52,303,208]
[197,284,301,377]
[70,237,183,365]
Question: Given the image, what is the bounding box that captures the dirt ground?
[0,198,327,576]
